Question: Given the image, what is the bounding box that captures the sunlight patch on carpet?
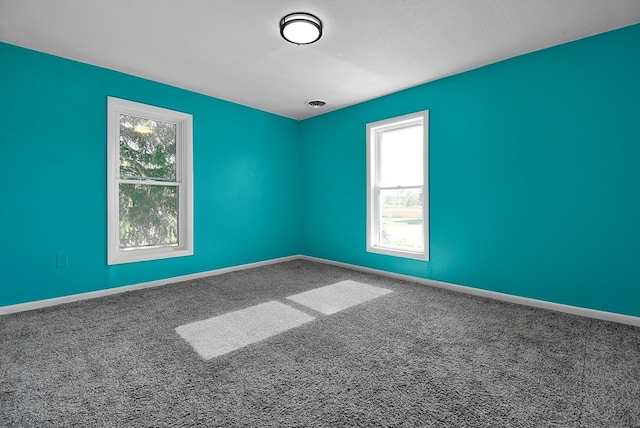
[175,301,315,360]
[286,280,392,315]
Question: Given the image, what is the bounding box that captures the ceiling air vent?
[307,100,327,108]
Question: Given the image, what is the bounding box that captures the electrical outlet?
[57,253,68,268]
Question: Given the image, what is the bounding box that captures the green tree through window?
[118,114,179,249]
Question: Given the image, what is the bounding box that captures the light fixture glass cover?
[280,12,322,45]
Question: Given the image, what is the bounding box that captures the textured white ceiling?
[1,0,639,119]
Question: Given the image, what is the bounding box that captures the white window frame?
[107,97,193,265]
[366,110,429,260]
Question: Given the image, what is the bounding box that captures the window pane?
[119,114,177,181]
[379,188,423,251]
[379,125,423,187]
[119,183,178,249]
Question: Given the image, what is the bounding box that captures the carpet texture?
[286,280,392,315]
[1,259,639,427]
[176,301,315,360]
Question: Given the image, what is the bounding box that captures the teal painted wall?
[2,24,639,318]
[300,24,640,317]
[0,43,302,306]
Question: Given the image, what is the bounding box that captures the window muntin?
[107,97,193,265]
[367,111,429,260]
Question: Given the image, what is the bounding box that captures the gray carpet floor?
[1,259,639,427]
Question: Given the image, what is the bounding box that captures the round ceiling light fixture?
[280,12,322,45]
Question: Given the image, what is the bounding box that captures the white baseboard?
[299,255,640,328]
[3,254,639,328]
[0,255,299,315]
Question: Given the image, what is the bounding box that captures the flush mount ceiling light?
[280,12,322,45]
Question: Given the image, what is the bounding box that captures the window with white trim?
[367,110,429,260]
[107,97,193,265]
